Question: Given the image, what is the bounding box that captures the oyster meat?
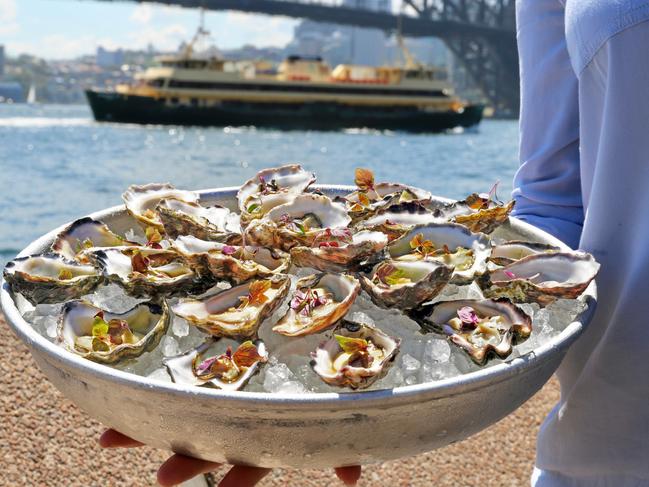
[51,217,138,263]
[273,273,361,336]
[290,229,387,272]
[409,299,532,364]
[172,235,290,283]
[360,260,453,310]
[477,251,600,306]
[123,183,199,230]
[172,275,291,338]
[245,193,351,250]
[311,319,400,389]
[91,246,202,298]
[4,253,102,305]
[57,299,169,364]
[237,164,316,225]
[489,240,561,266]
[388,223,491,284]
[156,198,241,244]
[164,339,267,391]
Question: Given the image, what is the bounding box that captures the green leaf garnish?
[91,316,109,337]
[335,335,368,354]
[92,337,110,352]
[384,268,410,286]
[247,203,261,213]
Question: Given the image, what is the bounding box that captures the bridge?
[93,0,519,114]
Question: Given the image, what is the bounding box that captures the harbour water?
[0,104,519,268]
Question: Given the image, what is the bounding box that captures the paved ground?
[0,316,558,486]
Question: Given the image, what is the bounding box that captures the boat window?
[148,79,164,87]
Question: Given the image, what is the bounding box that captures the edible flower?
[145,226,163,248]
[335,334,368,354]
[457,306,480,327]
[222,245,237,256]
[290,288,328,316]
[409,233,436,258]
[232,341,266,367]
[238,280,271,308]
[503,270,516,279]
[374,263,411,287]
[131,250,149,273]
[313,228,353,248]
[354,168,375,192]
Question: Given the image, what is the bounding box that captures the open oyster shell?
[237,164,316,225]
[91,247,202,298]
[431,193,515,235]
[164,339,267,391]
[356,201,443,242]
[245,194,351,250]
[156,198,241,244]
[273,273,361,336]
[172,275,291,339]
[290,230,387,272]
[409,299,532,365]
[489,240,561,266]
[123,183,199,230]
[360,260,453,310]
[344,183,432,224]
[172,235,290,283]
[311,320,400,389]
[388,223,491,284]
[51,217,139,263]
[477,251,600,306]
[57,299,169,364]
[4,254,103,305]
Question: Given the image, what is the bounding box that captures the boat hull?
[86,90,483,132]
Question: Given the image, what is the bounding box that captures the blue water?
[0,104,519,268]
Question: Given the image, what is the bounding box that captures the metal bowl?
[1,185,596,469]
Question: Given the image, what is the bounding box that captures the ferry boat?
[86,24,483,132]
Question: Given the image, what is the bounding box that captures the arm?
[512,0,583,249]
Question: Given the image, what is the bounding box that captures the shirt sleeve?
[512,0,584,249]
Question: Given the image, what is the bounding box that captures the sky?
[0,0,300,59]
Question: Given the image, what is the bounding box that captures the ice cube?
[161,336,180,357]
[423,338,451,363]
[147,367,172,383]
[401,354,421,373]
[263,362,293,393]
[348,312,375,326]
[171,316,189,337]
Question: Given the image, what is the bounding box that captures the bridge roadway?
[93,0,514,42]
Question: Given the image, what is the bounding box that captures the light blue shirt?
[513,1,649,485]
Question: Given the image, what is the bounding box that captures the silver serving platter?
[1,185,597,469]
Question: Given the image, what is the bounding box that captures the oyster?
[477,252,600,306]
[4,254,102,305]
[164,339,267,391]
[237,164,316,225]
[273,273,361,336]
[122,183,199,230]
[431,189,515,234]
[342,168,431,224]
[57,299,169,364]
[172,275,291,338]
[489,240,561,266]
[290,229,387,272]
[91,246,202,298]
[360,260,453,310]
[156,198,241,244]
[409,299,532,365]
[356,201,443,242]
[245,194,351,250]
[388,223,491,284]
[51,217,138,262]
[172,235,290,283]
[311,320,400,389]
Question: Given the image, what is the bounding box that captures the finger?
[218,465,272,487]
[335,466,362,486]
[157,453,221,487]
[98,429,144,449]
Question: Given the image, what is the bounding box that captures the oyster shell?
[311,320,400,389]
[172,235,290,283]
[237,164,316,225]
[4,253,103,305]
[245,194,351,250]
[345,183,432,224]
[156,198,241,244]
[409,299,532,365]
[431,192,515,234]
[477,251,600,306]
[164,339,267,391]
[273,273,361,336]
[57,299,169,364]
[388,223,491,284]
[91,246,202,298]
[51,217,138,262]
[489,240,561,266]
[172,275,291,338]
[356,201,443,242]
[360,260,453,310]
[122,183,199,230]
[290,229,387,272]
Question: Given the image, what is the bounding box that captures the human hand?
[99,429,362,486]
